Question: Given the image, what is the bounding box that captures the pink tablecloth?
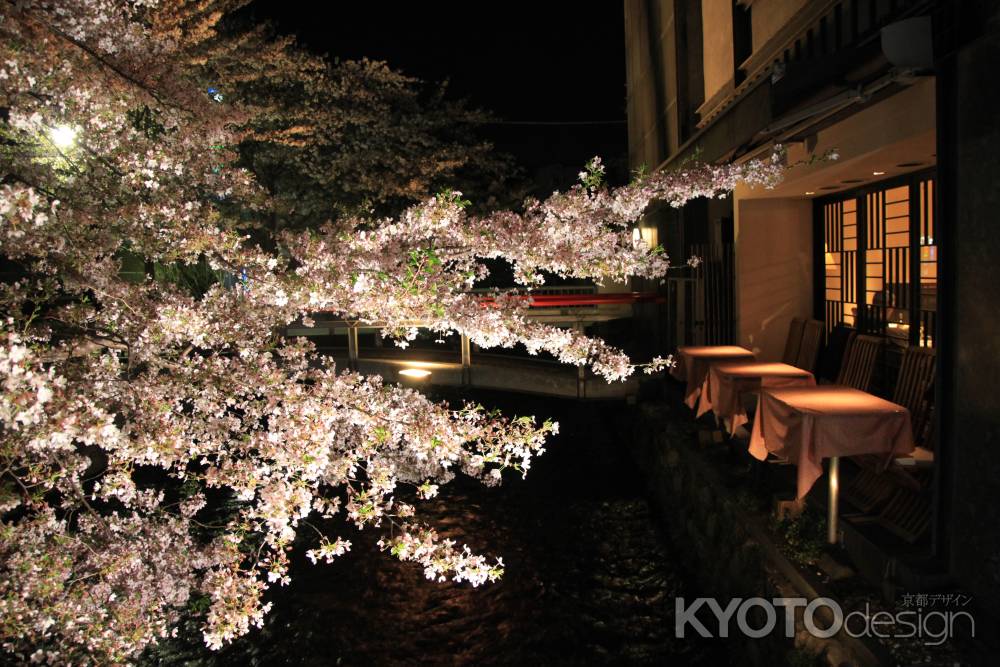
[672,345,756,409]
[697,362,816,433]
[749,386,914,499]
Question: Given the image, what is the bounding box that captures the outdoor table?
[671,345,756,409]
[696,362,816,434]
[748,386,914,543]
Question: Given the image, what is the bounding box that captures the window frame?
[812,167,938,349]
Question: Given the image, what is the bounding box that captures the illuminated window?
[917,178,936,348]
[822,197,858,330]
[819,174,937,348]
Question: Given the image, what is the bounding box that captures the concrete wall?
[937,7,1000,622]
[651,1,681,157]
[749,0,808,54]
[701,0,734,103]
[773,77,937,197]
[734,193,813,361]
[625,0,683,170]
[625,1,660,171]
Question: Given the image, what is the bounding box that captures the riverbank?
[629,380,986,667]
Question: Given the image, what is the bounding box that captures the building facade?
[625,0,1000,621]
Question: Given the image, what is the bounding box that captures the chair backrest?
[836,334,882,391]
[920,400,937,451]
[892,346,936,441]
[781,317,806,365]
[794,319,823,373]
[818,324,857,381]
[877,487,931,544]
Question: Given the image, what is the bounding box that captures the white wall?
[733,193,813,361]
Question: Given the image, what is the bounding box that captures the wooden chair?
[817,324,856,382]
[892,346,936,445]
[844,345,936,513]
[781,317,806,366]
[794,319,823,373]
[918,399,937,451]
[847,487,932,544]
[836,335,886,512]
[835,334,882,391]
[842,464,895,513]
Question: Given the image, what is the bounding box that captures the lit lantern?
[49,124,77,149]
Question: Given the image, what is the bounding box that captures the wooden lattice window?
[818,172,938,349]
[861,185,910,345]
[917,178,936,348]
[823,197,858,330]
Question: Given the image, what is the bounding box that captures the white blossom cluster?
[0,1,790,662]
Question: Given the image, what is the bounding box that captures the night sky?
[247,1,628,186]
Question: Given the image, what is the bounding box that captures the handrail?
[475,292,666,307]
[311,292,665,321]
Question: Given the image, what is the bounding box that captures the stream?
[146,392,734,666]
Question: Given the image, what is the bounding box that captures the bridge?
[285,288,665,399]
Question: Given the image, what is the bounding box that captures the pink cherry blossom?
[0,1,788,662]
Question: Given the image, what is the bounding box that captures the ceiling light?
[805,191,815,195]
[872,170,885,176]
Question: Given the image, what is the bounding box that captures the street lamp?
[633,225,657,250]
[49,124,77,150]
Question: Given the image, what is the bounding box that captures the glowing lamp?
[399,368,431,379]
[49,124,77,149]
[633,226,657,249]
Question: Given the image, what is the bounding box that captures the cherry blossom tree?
[0,0,784,662]
[152,0,516,231]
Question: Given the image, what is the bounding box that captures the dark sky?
[246,2,628,184]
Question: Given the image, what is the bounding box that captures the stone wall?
[630,402,881,666]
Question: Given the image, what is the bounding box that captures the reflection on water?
[147,394,732,666]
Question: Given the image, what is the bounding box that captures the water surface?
[149,394,732,666]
